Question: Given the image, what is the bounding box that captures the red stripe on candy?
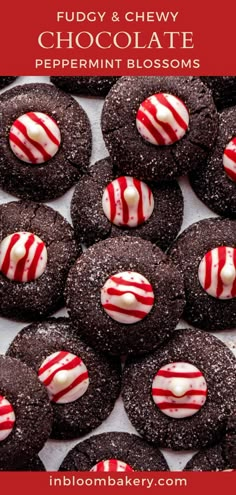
[13,234,35,282]
[232,249,236,297]
[107,288,154,305]
[110,276,153,292]
[152,388,207,397]
[216,246,227,298]
[38,351,69,376]
[102,303,147,319]
[9,132,37,163]
[0,421,15,430]
[52,371,89,403]
[144,98,178,143]
[13,119,52,161]
[27,242,45,281]
[224,148,236,162]
[106,182,116,223]
[157,370,202,378]
[0,405,14,416]
[137,109,166,145]
[133,178,145,224]
[157,402,202,410]
[119,176,129,225]
[1,233,20,276]
[157,93,188,131]
[43,357,82,386]
[204,250,212,290]
[28,112,60,146]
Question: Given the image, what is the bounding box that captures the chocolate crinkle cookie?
[0,77,17,89]
[65,236,185,355]
[169,217,236,331]
[50,76,120,96]
[201,77,236,111]
[59,432,169,471]
[7,318,121,440]
[1,456,45,472]
[0,83,91,201]
[0,355,52,470]
[101,76,218,181]
[122,329,236,451]
[190,106,236,217]
[71,157,184,250]
[0,201,79,321]
[184,413,236,470]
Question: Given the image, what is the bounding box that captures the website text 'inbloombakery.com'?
[49,474,188,489]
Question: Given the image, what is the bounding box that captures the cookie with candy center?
[0,83,91,201]
[59,432,169,471]
[0,201,79,321]
[122,329,236,450]
[102,76,218,181]
[50,76,120,96]
[7,318,121,439]
[0,355,52,470]
[65,236,185,355]
[169,217,236,330]
[71,158,184,250]
[190,107,236,218]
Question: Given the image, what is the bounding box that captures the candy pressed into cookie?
[65,236,185,355]
[0,201,79,321]
[122,329,236,450]
[59,432,169,471]
[7,318,121,439]
[102,76,218,181]
[71,157,184,249]
[169,218,236,330]
[0,355,52,470]
[190,106,236,217]
[0,83,91,201]
[50,76,119,97]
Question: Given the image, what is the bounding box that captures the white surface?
[0,76,235,471]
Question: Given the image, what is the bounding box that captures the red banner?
[0,471,235,495]
[0,0,235,75]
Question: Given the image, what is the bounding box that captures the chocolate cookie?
[122,329,236,450]
[0,201,79,321]
[101,76,218,181]
[0,355,52,470]
[169,218,236,330]
[7,318,121,440]
[71,157,184,250]
[0,83,91,201]
[184,415,236,470]
[50,76,119,97]
[65,236,185,355]
[201,77,236,111]
[59,432,169,471]
[1,456,45,471]
[0,77,17,89]
[190,107,236,217]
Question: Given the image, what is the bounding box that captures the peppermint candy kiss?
[102,176,154,228]
[101,271,154,324]
[152,362,207,419]
[0,232,47,282]
[223,137,236,182]
[198,246,236,299]
[0,396,15,441]
[136,93,189,146]
[91,460,134,472]
[38,351,89,404]
[9,112,61,164]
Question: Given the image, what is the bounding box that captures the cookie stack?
[0,75,235,472]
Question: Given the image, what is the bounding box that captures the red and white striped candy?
[101,271,154,324]
[90,460,134,472]
[223,137,236,182]
[136,93,189,146]
[152,362,207,419]
[198,246,236,299]
[0,396,15,441]
[102,176,154,228]
[0,232,47,282]
[9,112,61,164]
[38,351,89,404]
